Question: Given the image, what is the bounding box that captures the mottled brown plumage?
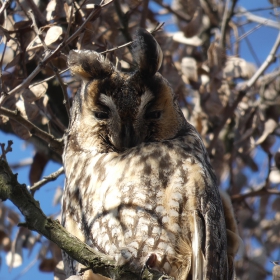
[62,28,239,280]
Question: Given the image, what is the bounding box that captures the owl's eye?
[145,110,161,119]
[94,111,109,120]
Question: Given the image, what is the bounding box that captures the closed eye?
[94,111,109,120]
[145,110,161,119]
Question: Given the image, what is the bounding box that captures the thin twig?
[114,0,132,42]
[239,25,261,67]
[28,9,71,117]
[0,0,12,17]
[208,31,280,153]
[220,0,238,49]
[0,140,13,161]
[31,68,69,87]
[63,1,74,43]
[0,1,113,106]
[152,0,191,23]
[30,167,64,192]
[100,41,133,54]
[0,107,63,154]
[231,186,280,202]
[0,37,7,91]
[140,0,149,28]
[236,7,280,30]
[25,0,46,26]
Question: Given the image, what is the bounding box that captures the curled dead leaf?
[181,57,197,83]
[46,0,66,21]
[4,53,21,71]
[23,82,48,103]
[39,258,57,272]
[172,31,202,46]
[255,118,278,146]
[10,119,31,140]
[207,42,225,73]
[29,152,49,186]
[45,26,63,46]
[2,236,11,252]
[183,6,203,38]
[224,57,256,79]
[15,100,39,121]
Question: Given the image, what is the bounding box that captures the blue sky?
[1,0,280,279]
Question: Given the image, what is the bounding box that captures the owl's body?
[62,29,239,279]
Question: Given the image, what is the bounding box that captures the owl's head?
[67,29,188,153]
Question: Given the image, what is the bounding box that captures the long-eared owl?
[62,28,240,280]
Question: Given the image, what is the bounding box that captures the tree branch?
[208,31,280,153]
[0,1,113,106]
[231,186,280,202]
[30,167,64,192]
[0,107,63,155]
[0,0,12,17]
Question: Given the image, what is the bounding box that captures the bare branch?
[208,31,280,153]
[220,0,238,49]
[152,0,191,23]
[114,0,133,42]
[231,186,280,202]
[140,0,149,28]
[30,167,64,192]
[0,1,113,106]
[0,0,12,17]
[25,0,46,26]
[0,107,63,155]
[236,7,280,30]
[0,140,13,161]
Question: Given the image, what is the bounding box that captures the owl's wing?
[192,206,228,280]
[192,211,204,280]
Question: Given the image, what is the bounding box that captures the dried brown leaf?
[26,35,43,53]
[172,32,202,46]
[181,57,197,83]
[255,118,278,145]
[14,20,32,30]
[29,152,49,186]
[23,82,48,103]
[16,100,39,121]
[46,0,66,21]
[183,7,203,38]
[39,258,57,272]
[3,51,19,70]
[10,119,31,140]
[45,26,63,46]
[2,236,11,252]
[207,42,225,73]
[224,57,256,79]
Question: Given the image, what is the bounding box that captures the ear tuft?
[131,28,163,77]
[68,50,114,80]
